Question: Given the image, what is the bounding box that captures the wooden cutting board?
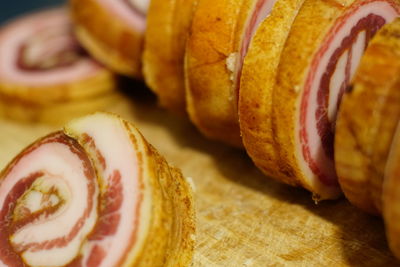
[0,87,398,266]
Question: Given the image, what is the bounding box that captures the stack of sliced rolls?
[2,0,400,263]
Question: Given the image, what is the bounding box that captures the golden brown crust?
[0,68,116,105]
[70,0,144,78]
[63,113,195,266]
[267,0,362,199]
[335,19,400,214]
[184,0,245,147]
[123,121,196,266]
[0,92,121,125]
[143,0,196,114]
[383,123,400,259]
[239,0,306,186]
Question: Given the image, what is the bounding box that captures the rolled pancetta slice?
[0,8,115,105]
[0,92,121,124]
[143,0,196,114]
[185,0,281,147]
[384,122,400,259]
[239,0,305,185]
[0,112,195,266]
[336,19,400,214]
[70,0,149,78]
[244,0,400,199]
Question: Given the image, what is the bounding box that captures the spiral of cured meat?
[240,0,400,200]
[70,0,150,78]
[0,8,115,106]
[185,0,280,147]
[143,0,197,114]
[335,19,400,214]
[0,112,195,267]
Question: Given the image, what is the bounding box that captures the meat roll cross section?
[0,8,117,123]
[336,18,400,214]
[0,112,195,267]
[240,0,400,199]
[185,0,283,147]
[70,0,150,78]
[143,0,197,114]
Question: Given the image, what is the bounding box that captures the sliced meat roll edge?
[239,0,306,186]
[185,0,280,147]
[143,0,197,114]
[0,112,195,267]
[336,19,400,214]
[70,0,149,78]
[384,121,400,259]
[244,0,400,199]
[0,8,116,105]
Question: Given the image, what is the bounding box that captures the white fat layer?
[0,8,102,86]
[350,30,367,78]
[97,0,147,32]
[328,50,349,122]
[65,113,149,267]
[1,142,98,266]
[234,0,278,85]
[129,0,150,15]
[296,2,399,189]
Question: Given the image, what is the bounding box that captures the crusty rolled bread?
[336,19,400,214]
[143,0,196,114]
[240,0,400,200]
[70,0,147,78]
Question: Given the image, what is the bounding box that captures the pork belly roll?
[70,0,149,78]
[0,112,195,267]
[336,19,400,214]
[143,0,196,114]
[239,0,305,185]
[242,0,400,199]
[384,123,400,259]
[185,0,281,147]
[0,92,121,124]
[0,8,115,106]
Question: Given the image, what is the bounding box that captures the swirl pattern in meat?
[0,112,195,266]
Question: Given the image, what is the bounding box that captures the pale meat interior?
[0,8,101,86]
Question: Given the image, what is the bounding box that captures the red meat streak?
[0,132,97,267]
[300,0,400,186]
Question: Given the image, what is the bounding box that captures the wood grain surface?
[0,86,399,266]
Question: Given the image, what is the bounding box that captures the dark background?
[0,0,65,24]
